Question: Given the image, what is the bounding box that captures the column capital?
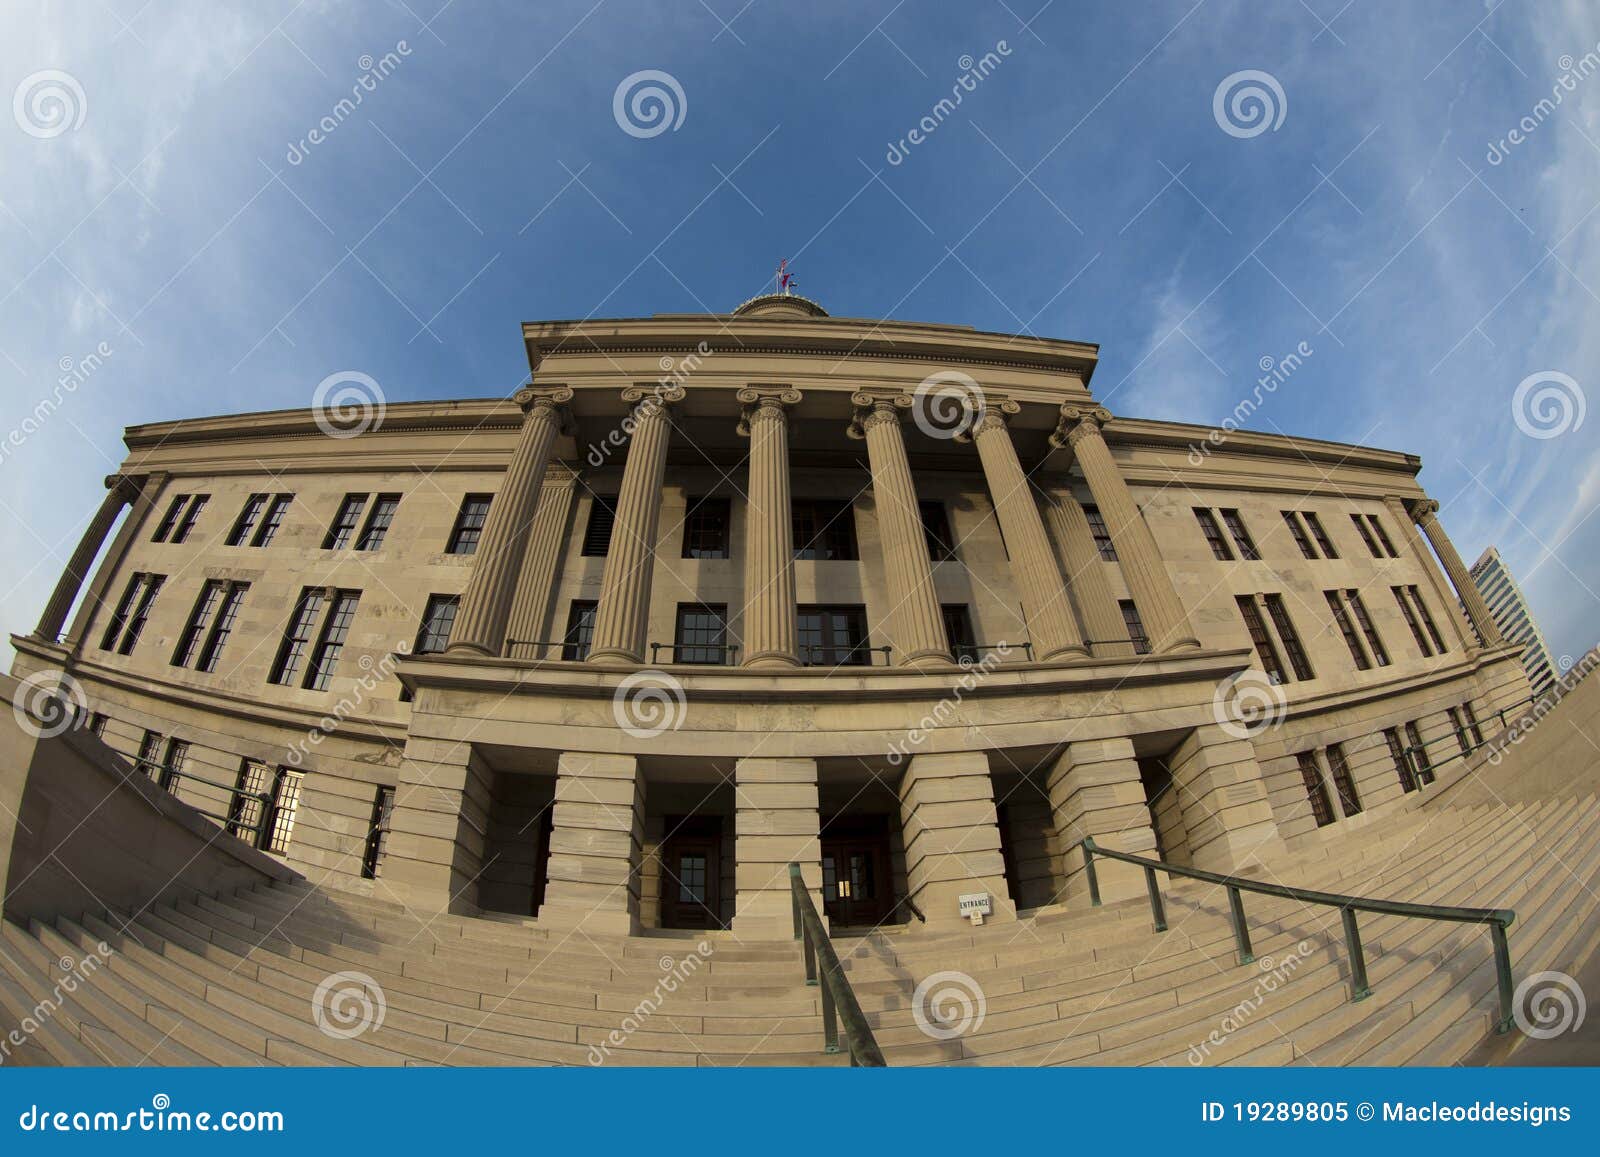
[512,385,576,432]
[1405,497,1441,522]
[102,473,143,501]
[956,396,1020,442]
[846,390,913,439]
[736,386,802,435]
[621,383,686,413]
[1049,404,1114,450]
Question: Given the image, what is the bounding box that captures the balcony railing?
[647,642,741,665]
[797,643,893,668]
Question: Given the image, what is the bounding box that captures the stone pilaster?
[737,387,802,668]
[1406,498,1505,648]
[382,736,494,914]
[1041,487,1134,658]
[1385,496,1476,651]
[733,756,822,936]
[504,465,578,656]
[1047,738,1158,904]
[539,751,647,935]
[448,387,573,657]
[36,474,144,642]
[898,751,1016,925]
[588,386,682,665]
[967,404,1088,661]
[1166,725,1281,872]
[848,391,951,669]
[1053,405,1199,652]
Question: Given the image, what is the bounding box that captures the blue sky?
[2,0,1596,664]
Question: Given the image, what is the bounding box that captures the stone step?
[0,922,139,1066]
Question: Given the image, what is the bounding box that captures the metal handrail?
[648,642,742,665]
[953,642,1031,663]
[797,643,893,668]
[1075,837,1518,1034]
[503,638,571,660]
[787,863,887,1066]
[129,758,268,836]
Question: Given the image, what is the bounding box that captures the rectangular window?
[681,497,731,559]
[1235,595,1287,684]
[449,495,494,555]
[137,730,164,780]
[942,603,977,664]
[355,494,400,551]
[1220,509,1260,560]
[1325,590,1372,670]
[1391,585,1433,657]
[919,501,957,562]
[88,712,108,738]
[362,786,396,879]
[269,588,327,686]
[172,580,225,668]
[1369,516,1398,558]
[1407,585,1447,654]
[152,496,187,543]
[171,495,208,544]
[197,582,248,674]
[1384,727,1416,793]
[1350,512,1382,558]
[1118,600,1151,655]
[561,600,598,661]
[100,574,145,651]
[797,605,869,667]
[792,499,858,561]
[1303,512,1338,559]
[1262,594,1315,680]
[1324,743,1361,816]
[1404,721,1435,786]
[226,494,268,546]
[1461,701,1484,747]
[1446,707,1472,757]
[578,494,616,556]
[263,768,304,854]
[674,604,730,664]
[253,495,292,548]
[1083,504,1117,561]
[1282,511,1317,559]
[116,574,164,656]
[1344,590,1390,666]
[413,595,460,655]
[323,495,368,550]
[228,760,272,841]
[159,739,188,793]
[1195,508,1234,561]
[304,591,360,691]
[1296,751,1336,827]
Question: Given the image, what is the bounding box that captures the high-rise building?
[1469,546,1557,695]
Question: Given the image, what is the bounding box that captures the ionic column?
[588,386,683,664]
[35,473,144,642]
[1406,499,1505,648]
[966,403,1087,661]
[1385,496,1476,650]
[504,465,578,656]
[737,387,802,668]
[1041,488,1133,658]
[1053,406,1199,652]
[847,392,951,669]
[448,387,573,657]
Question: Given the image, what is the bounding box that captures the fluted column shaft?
[448,387,572,657]
[588,387,682,664]
[505,465,578,655]
[738,388,801,667]
[35,474,143,642]
[968,409,1087,660]
[1057,406,1198,652]
[849,393,951,668]
[1042,488,1134,658]
[1410,500,1504,647]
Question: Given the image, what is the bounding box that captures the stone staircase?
[4,683,1598,1067]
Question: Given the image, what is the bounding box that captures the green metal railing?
[1075,838,1518,1034]
[787,863,887,1066]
